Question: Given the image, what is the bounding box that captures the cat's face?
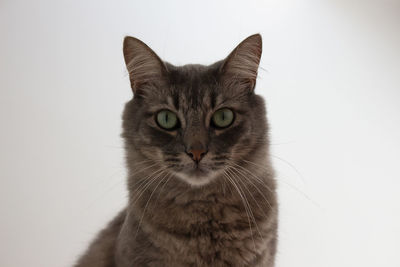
[122,35,268,186]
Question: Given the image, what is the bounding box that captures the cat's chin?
[174,168,219,187]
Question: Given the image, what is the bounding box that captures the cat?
[74,34,278,267]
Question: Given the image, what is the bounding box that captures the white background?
[1,0,399,266]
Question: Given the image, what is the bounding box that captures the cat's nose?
[186,148,207,163]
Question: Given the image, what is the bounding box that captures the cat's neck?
[126,168,276,229]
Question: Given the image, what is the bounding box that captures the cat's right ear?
[123,36,167,95]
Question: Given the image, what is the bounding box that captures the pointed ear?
[220,34,262,92]
[123,36,167,94]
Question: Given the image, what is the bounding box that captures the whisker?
[212,155,229,160]
[225,168,264,243]
[153,172,174,206]
[127,162,164,190]
[270,154,306,184]
[129,168,167,207]
[228,161,274,194]
[278,179,321,209]
[240,159,320,208]
[226,163,272,211]
[164,158,180,162]
[134,170,170,240]
[223,170,257,252]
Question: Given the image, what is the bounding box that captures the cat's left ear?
[220,34,262,92]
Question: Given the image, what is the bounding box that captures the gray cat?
[74,34,278,267]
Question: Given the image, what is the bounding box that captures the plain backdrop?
[1,0,399,266]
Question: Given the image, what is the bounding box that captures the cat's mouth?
[187,164,209,176]
[174,163,218,186]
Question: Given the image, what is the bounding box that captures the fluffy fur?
[74,34,278,267]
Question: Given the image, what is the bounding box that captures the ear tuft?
[123,36,166,93]
[220,34,262,91]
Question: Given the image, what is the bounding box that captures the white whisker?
[223,170,257,252]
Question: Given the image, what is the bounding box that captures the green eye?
[156,110,179,130]
[212,108,234,128]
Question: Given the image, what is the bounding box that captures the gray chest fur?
[116,185,277,267]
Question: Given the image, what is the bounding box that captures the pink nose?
[187,149,207,163]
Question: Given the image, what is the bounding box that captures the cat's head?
[122,34,268,186]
